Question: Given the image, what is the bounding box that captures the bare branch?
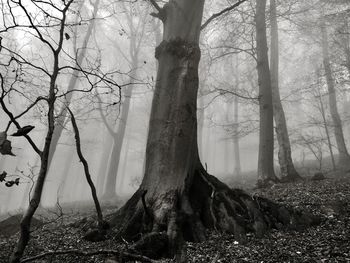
[201,0,248,30]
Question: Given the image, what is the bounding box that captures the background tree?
[320,10,350,170]
[270,0,301,182]
[256,0,279,185]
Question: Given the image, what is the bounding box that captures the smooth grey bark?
[270,0,301,182]
[321,16,350,170]
[256,0,279,184]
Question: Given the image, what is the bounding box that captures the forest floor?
[0,172,349,263]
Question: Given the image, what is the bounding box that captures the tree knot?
[155,38,200,60]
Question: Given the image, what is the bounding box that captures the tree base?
[109,167,320,260]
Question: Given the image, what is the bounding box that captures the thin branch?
[68,107,104,224]
[215,87,260,101]
[0,74,42,155]
[201,0,248,30]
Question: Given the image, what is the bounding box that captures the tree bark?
[321,16,350,170]
[270,0,301,182]
[256,0,279,185]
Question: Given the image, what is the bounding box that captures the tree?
[110,0,317,260]
[0,1,119,261]
[101,3,149,199]
[233,59,242,177]
[320,12,350,170]
[270,0,301,182]
[256,0,279,185]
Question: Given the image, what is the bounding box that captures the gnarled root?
[109,167,320,260]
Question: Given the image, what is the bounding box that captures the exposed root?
[109,167,321,260]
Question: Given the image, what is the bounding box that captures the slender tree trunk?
[118,137,130,193]
[232,59,241,178]
[270,0,301,182]
[321,17,350,170]
[96,131,113,195]
[256,0,279,185]
[233,95,241,177]
[318,90,336,171]
[103,72,135,198]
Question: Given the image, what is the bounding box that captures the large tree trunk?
[270,0,301,182]
[321,17,350,170]
[256,0,279,185]
[108,1,319,261]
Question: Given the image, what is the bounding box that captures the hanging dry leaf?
[11,125,35,137]
[0,140,15,156]
[0,171,6,182]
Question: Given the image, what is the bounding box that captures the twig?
[20,249,157,262]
